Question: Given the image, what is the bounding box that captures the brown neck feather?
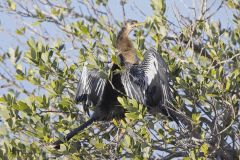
[116,27,138,64]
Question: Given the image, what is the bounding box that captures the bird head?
[123,19,143,34]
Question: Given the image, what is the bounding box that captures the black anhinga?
[53,20,178,149]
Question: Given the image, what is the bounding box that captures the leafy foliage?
[0,0,239,159]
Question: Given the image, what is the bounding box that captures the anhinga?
[53,20,178,148]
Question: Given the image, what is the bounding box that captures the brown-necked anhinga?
[53,20,179,149]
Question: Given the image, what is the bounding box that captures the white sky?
[0,0,235,51]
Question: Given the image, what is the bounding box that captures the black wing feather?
[122,48,176,119]
[75,65,107,114]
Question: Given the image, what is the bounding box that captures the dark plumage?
[53,20,178,149]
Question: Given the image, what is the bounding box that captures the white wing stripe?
[122,49,173,113]
[75,65,107,107]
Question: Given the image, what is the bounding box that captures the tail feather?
[53,117,95,149]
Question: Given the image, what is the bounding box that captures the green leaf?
[6,118,14,128]
[7,0,16,10]
[51,8,60,16]
[150,0,166,15]
[36,8,45,19]
[129,98,138,108]
[225,79,231,91]
[125,112,139,120]
[117,97,125,107]
[176,77,181,83]
[0,97,5,103]
[27,38,36,50]
[31,21,41,27]
[124,135,131,147]
[189,150,196,160]
[112,119,119,127]
[41,52,49,62]
[227,1,236,9]
[61,97,71,108]
[109,31,117,46]
[12,101,29,111]
[80,25,89,35]
[111,54,121,66]
[192,113,200,124]
[200,143,208,156]
[18,102,28,110]
[95,142,105,149]
[158,129,164,139]
[16,27,26,35]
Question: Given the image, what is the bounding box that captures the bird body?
[75,48,176,121]
[92,64,126,121]
[53,20,178,148]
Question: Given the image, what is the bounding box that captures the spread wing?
[75,65,107,114]
[121,48,175,119]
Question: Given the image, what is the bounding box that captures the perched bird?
[53,20,178,148]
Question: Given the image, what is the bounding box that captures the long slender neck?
[116,27,138,64]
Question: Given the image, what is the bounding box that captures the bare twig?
[120,0,126,22]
